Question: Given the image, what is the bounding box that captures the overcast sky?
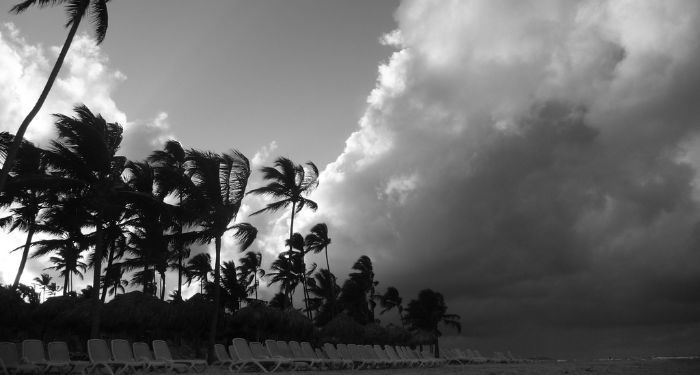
[1,0,700,359]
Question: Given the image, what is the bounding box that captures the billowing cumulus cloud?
[0,24,173,286]
[276,0,700,358]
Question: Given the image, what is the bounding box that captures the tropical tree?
[377,286,405,327]
[218,260,246,311]
[305,223,332,273]
[0,0,114,193]
[45,247,87,294]
[148,140,191,298]
[102,262,128,297]
[185,253,212,294]
[0,140,50,290]
[404,289,461,357]
[248,157,319,316]
[306,269,340,325]
[42,104,130,338]
[339,255,379,325]
[33,273,52,302]
[180,148,256,358]
[237,252,264,300]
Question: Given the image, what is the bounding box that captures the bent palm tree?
[181,149,256,359]
[378,286,405,327]
[404,289,461,357]
[248,157,318,317]
[237,251,264,300]
[185,252,212,294]
[33,273,52,302]
[0,0,113,193]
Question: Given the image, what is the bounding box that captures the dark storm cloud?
[276,0,700,357]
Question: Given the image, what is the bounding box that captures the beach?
[272,359,700,375]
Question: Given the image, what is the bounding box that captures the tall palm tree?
[305,223,332,274]
[45,245,87,294]
[148,140,191,298]
[404,289,461,357]
[377,286,405,327]
[266,249,316,310]
[306,269,340,325]
[339,255,379,324]
[185,252,212,294]
[181,149,256,358]
[0,140,50,290]
[237,251,264,300]
[248,157,319,316]
[43,104,129,338]
[0,0,113,193]
[33,273,52,302]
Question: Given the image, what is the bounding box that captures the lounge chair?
[317,345,353,370]
[385,346,418,367]
[334,344,367,370]
[211,344,236,373]
[345,344,379,369]
[0,342,41,375]
[111,340,153,374]
[372,345,407,368]
[85,339,132,375]
[131,342,182,373]
[418,349,446,367]
[21,340,72,374]
[47,342,89,374]
[231,338,284,373]
[359,345,390,368]
[299,342,347,370]
[275,341,315,370]
[441,348,467,365]
[151,341,207,373]
[396,346,434,367]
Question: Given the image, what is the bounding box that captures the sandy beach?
[269,359,700,375]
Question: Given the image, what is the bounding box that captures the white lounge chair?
[151,340,207,373]
[47,342,89,375]
[131,342,183,373]
[85,339,132,375]
[0,342,41,375]
[21,340,72,374]
[231,338,284,373]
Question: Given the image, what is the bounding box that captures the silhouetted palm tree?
[305,223,332,273]
[249,157,319,316]
[0,140,50,290]
[180,149,256,357]
[33,273,52,302]
[306,269,340,325]
[45,245,87,294]
[43,104,129,338]
[185,253,212,294]
[237,252,264,300]
[219,260,246,311]
[149,140,191,298]
[0,0,114,193]
[339,255,379,324]
[378,286,405,327]
[404,289,461,357]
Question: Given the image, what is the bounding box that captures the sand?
[266,359,700,375]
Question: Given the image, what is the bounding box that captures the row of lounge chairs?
[1,338,445,374]
[442,348,528,365]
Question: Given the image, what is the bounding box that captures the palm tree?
[219,260,246,311]
[339,255,379,324]
[180,149,256,358]
[0,0,113,193]
[305,223,332,273]
[46,247,87,294]
[185,253,212,294]
[237,252,264,300]
[42,104,129,338]
[0,140,49,290]
[248,157,319,316]
[33,273,52,302]
[404,289,461,357]
[377,286,405,327]
[306,269,340,325]
[148,140,191,298]
[102,261,127,297]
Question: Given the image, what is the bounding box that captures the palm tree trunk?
[63,273,69,296]
[160,271,166,300]
[0,14,83,193]
[100,245,115,302]
[90,222,105,339]
[208,237,222,363]
[143,265,149,293]
[12,224,35,290]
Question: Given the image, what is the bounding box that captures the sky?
[1,0,700,360]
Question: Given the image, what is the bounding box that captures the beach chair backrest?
[384,346,400,361]
[347,344,365,361]
[132,342,154,361]
[111,339,135,362]
[0,342,20,367]
[47,342,71,363]
[315,348,328,360]
[299,342,318,359]
[227,345,238,361]
[248,342,270,359]
[322,343,339,360]
[214,344,230,362]
[336,344,352,360]
[232,338,254,361]
[287,341,304,358]
[264,340,282,358]
[152,340,173,361]
[87,339,112,363]
[275,341,294,358]
[373,345,389,360]
[22,340,46,363]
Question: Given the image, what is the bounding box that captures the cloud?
[0,24,174,287]
[287,0,700,357]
